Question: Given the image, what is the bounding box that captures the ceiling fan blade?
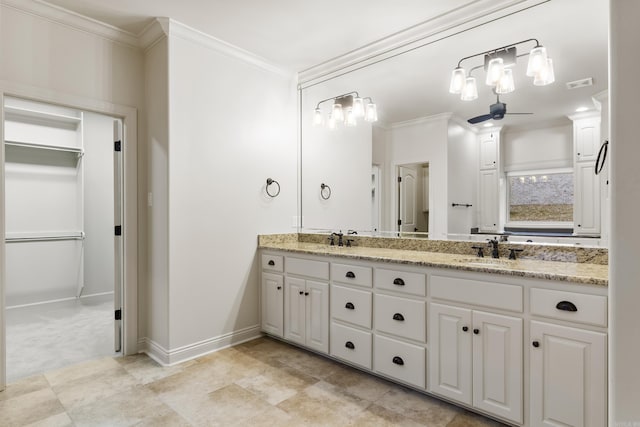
[468,114,493,124]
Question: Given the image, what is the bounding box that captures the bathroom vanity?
[259,235,607,427]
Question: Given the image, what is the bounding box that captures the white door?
[429,303,472,404]
[479,134,497,169]
[398,166,417,233]
[305,280,329,354]
[574,161,601,235]
[530,321,607,427]
[284,277,306,345]
[574,118,601,162]
[113,120,123,352]
[479,169,498,232]
[472,311,523,424]
[261,273,283,337]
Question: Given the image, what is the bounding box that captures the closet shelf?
[5,140,83,156]
[5,231,85,243]
[4,105,82,125]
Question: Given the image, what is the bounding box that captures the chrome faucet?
[487,237,500,258]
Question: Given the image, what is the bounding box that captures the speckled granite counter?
[258,239,608,287]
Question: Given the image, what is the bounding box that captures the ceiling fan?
[467,93,533,124]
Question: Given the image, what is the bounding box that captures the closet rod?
[4,140,83,155]
[5,234,85,243]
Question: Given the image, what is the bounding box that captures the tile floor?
[0,337,507,426]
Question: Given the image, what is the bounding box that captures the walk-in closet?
[3,97,122,382]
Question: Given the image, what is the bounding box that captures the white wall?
[166,23,297,351]
[502,123,572,171]
[447,121,477,234]
[82,112,115,297]
[388,116,449,239]
[610,0,640,422]
[372,126,392,232]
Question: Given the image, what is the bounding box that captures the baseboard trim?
[138,325,263,366]
[6,291,114,310]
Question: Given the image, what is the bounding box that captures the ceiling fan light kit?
[313,91,378,128]
[449,38,555,101]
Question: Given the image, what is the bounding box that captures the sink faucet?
[332,231,344,247]
[487,237,500,258]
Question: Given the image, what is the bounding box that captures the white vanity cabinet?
[429,276,523,424]
[261,254,284,337]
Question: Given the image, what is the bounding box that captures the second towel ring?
[266,178,280,198]
[320,183,332,200]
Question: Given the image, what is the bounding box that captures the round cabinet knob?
[462,326,469,332]
[392,356,404,366]
[473,328,480,335]
[532,341,540,348]
[277,286,282,290]
[299,291,304,295]
[304,292,309,296]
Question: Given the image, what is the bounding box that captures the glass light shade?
[365,102,378,122]
[533,57,555,86]
[352,97,365,117]
[327,114,337,130]
[460,77,478,101]
[496,68,515,94]
[485,57,504,86]
[449,67,466,94]
[526,45,548,77]
[345,108,357,127]
[331,103,344,122]
[313,108,324,126]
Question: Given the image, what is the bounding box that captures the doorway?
[3,97,123,382]
[397,162,429,236]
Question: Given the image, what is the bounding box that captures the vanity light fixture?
[313,91,378,128]
[449,38,555,101]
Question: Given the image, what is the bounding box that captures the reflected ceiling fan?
[467,93,533,124]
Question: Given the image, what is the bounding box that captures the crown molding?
[567,111,601,121]
[1,0,139,48]
[298,0,549,87]
[138,18,169,51]
[390,112,453,129]
[165,19,292,78]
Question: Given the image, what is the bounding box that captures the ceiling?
[42,0,478,71]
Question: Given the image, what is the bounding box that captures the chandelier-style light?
[449,38,555,101]
[313,91,378,128]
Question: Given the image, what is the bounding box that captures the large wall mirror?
[299,0,608,245]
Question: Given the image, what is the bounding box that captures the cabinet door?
[429,303,472,404]
[574,118,601,162]
[574,161,601,235]
[530,321,606,427]
[472,311,523,424]
[479,134,498,169]
[478,169,498,232]
[306,280,329,354]
[284,277,306,346]
[261,273,284,337]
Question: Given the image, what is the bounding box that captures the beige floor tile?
[44,356,121,388]
[0,388,66,427]
[24,412,74,427]
[0,374,50,402]
[230,405,299,427]
[446,410,508,426]
[235,364,318,405]
[324,364,394,402]
[119,353,196,385]
[276,348,343,380]
[164,383,274,427]
[375,387,462,426]
[349,403,426,426]
[278,380,371,425]
[67,384,177,427]
[52,365,138,411]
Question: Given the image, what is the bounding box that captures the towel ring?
[266,178,280,198]
[320,183,332,200]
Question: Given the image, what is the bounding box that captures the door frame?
[0,81,138,390]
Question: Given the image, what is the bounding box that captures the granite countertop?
[259,241,608,287]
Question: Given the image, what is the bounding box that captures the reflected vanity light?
[449,38,554,101]
[313,91,378,128]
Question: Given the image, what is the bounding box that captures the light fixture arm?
[456,38,540,68]
[315,91,360,109]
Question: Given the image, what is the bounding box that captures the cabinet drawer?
[431,275,523,313]
[375,268,426,296]
[262,254,283,272]
[331,285,372,328]
[286,257,329,280]
[330,323,372,369]
[374,335,425,389]
[332,263,372,287]
[375,294,425,342]
[530,288,607,327]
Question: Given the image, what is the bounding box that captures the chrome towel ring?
[266,178,280,197]
[320,183,332,200]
